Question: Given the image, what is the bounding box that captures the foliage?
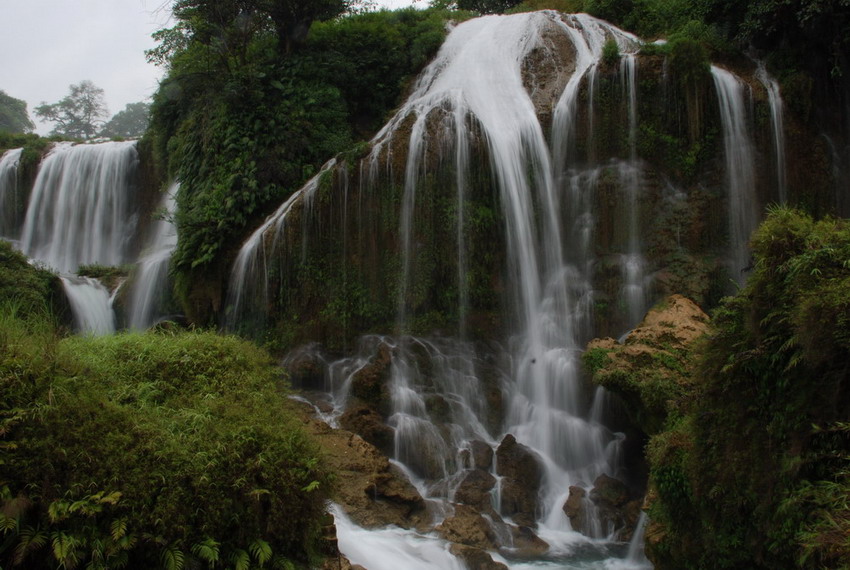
[456,0,523,14]
[34,81,109,141]
[0,91,34,134]
[0,315,333,568]
[601,38,620,67]
[146,5,449,325]
[0,240,59,318]
[100,102,151,139]
[642,207,850,568]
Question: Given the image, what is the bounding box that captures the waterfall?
[711,66,759,284]
[60,276,116,335]
[225,158,337,331]
[755,61,787,204]
[0,148,23,240]
[20,141,140,273]
[618,54,650,328]
[126,185,178,330]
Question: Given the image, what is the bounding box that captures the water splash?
[61,276,116,335]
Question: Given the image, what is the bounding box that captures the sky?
[1,0,417,136]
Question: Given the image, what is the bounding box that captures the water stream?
[0,148,23,240]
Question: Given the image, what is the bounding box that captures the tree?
[34,80,109,140]
[0,90,35,134]
[100,101,151,138]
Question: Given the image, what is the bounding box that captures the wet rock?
[292,400,426,530]
[562,485,587,531]
[495,434,543,526]
[283,343,327,391]
[449,544,509,570]
[437,504,500,550]
[590,474,630,509]
[470,440,494,470]
[505,525,549,558]
[339,405,395,456]
[350,342,392,415]
[498,478,539,528]
[455,469,496,510]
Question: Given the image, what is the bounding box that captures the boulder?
[455,469,496,510]
[505,524,549,558]
[470,440,494,470]
[350,342,393,415]
[283,343,326,391]
[437,504,500,550]
[495,434,543,526]
[562,485,587,531]
[590,474,630,509]
[449,544,509,570]
[339,405,395,456]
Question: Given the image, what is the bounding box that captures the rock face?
[562,475,641,541]
[495,434,544,527]
[338,405,394,456]
[584,294,710,435]
[294,400,426,529]
[349,342,393,415]
[455,469,497,511]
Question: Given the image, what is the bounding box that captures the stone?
[505,525,549,558]
[455,469,496,509]
[350,342,393,414]
[590,474,630,509]
[338,404,395,456]
[562,485,587,532]
[449,544,509,570]
[494,434,543,526]
[283,343,326,390]
[495,434,543,484]
[469,440,494,470]
[437,504,500,550]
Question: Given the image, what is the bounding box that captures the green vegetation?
[0,308,333,569]
[0,241,63,319]
[145,3,449,323]
[0,90,35,134]
[586,208,850,568]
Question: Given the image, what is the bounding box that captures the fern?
[51,531,81,569]
[191,537,220,566]
[13,526,48,565]
[250,538,272,566]
[161,545,186,570]
[231,548,251,570]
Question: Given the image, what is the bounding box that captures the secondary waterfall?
[755,61,787,204]
[20,141,140,273]
[60,276,116,335]
[126,185,179,330]
[0,148,23,240]
[711,66,759,284]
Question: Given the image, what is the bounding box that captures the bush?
[1,322,333,568]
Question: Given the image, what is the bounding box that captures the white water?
[126,185,178,330]
[0,148,23,240]
[20,141,140,273]
[711,66,759,284]
[60,276,116,335]
[754,61,787,204]
[228,11,652,568]
[224,158,337,330]
[618,54,650,328]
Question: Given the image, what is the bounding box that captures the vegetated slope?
[585,207,850,568]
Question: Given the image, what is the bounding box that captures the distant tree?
[456,0,522,13]
[34,80,109,140]
[100,101,151,138]
[0,90,35,134]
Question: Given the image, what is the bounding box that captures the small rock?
[437,504,499,550]
[470,440,494,470]
[449,544,509,570]
[455,469,496,509]
[339,405,395,456]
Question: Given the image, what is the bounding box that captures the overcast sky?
[1,0,417,136]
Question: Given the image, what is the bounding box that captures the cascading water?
[711,66,759,284]
[228,11,651,568]
[754,61,787,204]
[20,141,140,273]
[60,275,116,335]
[18,141,141,334]
[0,148,23,241]
[126,184,179,330]
[617,54,650,328]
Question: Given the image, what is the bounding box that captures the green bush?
[1,320,332,569]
